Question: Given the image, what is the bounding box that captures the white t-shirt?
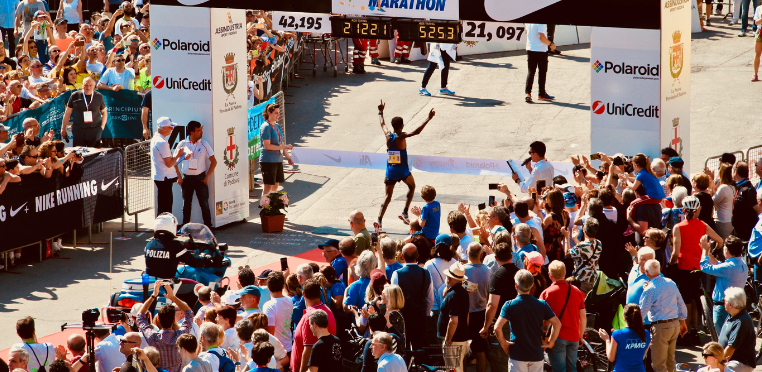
[86,61,104,80]
[11,342,56,372]
[424,257,455,294]
[199,347,226,372]
[150,132,176,180]
[458,235,474,261]
[176,138,215,176]
[93,334,126,372]
[526,24,548,52]
[242,335,286,369]
[262,296,294,352]
[99,67,135,90]
[754,5,762,21]
[28,75,51,85]
[603,207,618,223]
[220,327,240,350]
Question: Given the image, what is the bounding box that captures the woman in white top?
[710,162,735,240]
[424,235,457,292]
[696,342,725,372]
[58,0,82,33]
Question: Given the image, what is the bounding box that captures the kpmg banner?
[590,28,661,161]
[247,96,277,161]
[661,0,691,171]
[332,0,459,20]
[0,148,123,249]
[4,90,145,140]
[210,8,249,227]
[291,147,575,179]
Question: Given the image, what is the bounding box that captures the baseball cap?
[318,239,340,250]
[34,10,45,17]
[238,285,261,297]
[667,156,684,168]
[0,124,9,131]
[256,269,272,280]
[221,291,242,305]
[157,117,176,128]
[563,192,577,208]
[54,18,68,25]
[435,233,452,247]
[370,269,387,290]
[130,303,143,318]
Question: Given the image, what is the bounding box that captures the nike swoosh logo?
[10,202,27,217]
[323,154,342,163]
[484,0,562,21]
[101,177,118,191]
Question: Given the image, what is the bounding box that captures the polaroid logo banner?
[332,0,458,20]
[592,60,660,79]
[592,100,660,118]
[155,38,210,55]
[153,76,212,91]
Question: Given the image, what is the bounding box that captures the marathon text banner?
[291,147,575,179]
[332,0,459,20]
[0,148,124,249]
[4,89,146,140]
[247,96,278,161]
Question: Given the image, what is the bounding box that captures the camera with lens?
[106,308,127,324]
[82,308,100,328]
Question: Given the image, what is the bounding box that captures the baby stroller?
[585,271,627,331]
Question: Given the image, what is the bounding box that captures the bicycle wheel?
[700,294,718,341]
[576,347,598,372]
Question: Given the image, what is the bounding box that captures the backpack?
[207,350,235,372]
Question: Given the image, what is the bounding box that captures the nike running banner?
[290,147,575,179]
[3,90,147,141]
[0,148,124,249]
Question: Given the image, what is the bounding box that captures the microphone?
[521,157,531,166]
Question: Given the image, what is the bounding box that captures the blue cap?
[667,156,684,168]
[238,285,261,297]
[435,233,452,247]
[318,239,340,249]
[563,192,577,208]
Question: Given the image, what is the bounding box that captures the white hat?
[0,124,9,131]
[221,291,241,305]
[157,117,176,128]
[130,303,143,318]
[444,262,468,282]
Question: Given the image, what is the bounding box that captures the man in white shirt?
[513,141,554,194]
[11,317,57,372]
[262,270,294,352]
[150,117,185,216]
[198,322,226,371]
[524,23,556,102]
[92,329,126,372]
[176,120,216,229]
[97,52,135,91]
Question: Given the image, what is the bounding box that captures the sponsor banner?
[272,11,331,33]
[211,8,249,227]
[591,27,661,160]
[661,0,691,171]
[150,0,331,13]
[247,96,278,161]
[332,0,459,21]
[4,90,147,142]
[291,147,575,180]
[459,0,660,29]
[461,21,526,43]
[251,37,297,98]
[0,148,123,249]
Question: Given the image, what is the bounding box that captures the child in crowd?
[626,153,666,221]
[411,185,441,244]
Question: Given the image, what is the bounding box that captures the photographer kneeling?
[145,213,213,280]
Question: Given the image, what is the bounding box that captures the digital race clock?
[394,19,461,43]
[330,16,394,39]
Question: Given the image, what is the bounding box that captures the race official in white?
[175,120,216,229]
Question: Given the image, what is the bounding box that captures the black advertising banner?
[458,0,661,29]
[0,148,124,250]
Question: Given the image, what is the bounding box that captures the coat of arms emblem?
[222,53,237,100]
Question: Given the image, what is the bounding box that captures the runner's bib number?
[387,151,401,164]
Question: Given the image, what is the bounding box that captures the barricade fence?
[748,145,762,186]
[704,151,745,175]
[123,141,154,234]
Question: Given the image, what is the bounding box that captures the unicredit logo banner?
[592,100,660,118]
[153,76,211,91]
[592,60,659,79]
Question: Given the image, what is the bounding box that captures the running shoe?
[372,57,381,65]
[399,212,410,225]
[439,88,455,95]
[538,93,555,101]
[399,57,411,64]
[525,94,533,103]
[753,74,759,82]
[419,88,431,96]
[738,30,746,36]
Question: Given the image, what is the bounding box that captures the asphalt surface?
[2,19,762,370]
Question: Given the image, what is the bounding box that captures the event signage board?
[248,96,278,161]
[210,8,249,227]
[0,148,124,249]
[332,0,459,21]
[661,0,691,171]
[461,21,526,43]
[151,5,214,223]
[590,28,661,160]
[272,11,331,33]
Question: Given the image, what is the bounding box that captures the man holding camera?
[176,121,216,230]
[137,281,194,372]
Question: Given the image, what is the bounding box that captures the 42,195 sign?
[461,21,526,43]
[272,12,330,33]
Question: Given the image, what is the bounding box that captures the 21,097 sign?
[272,11,331,33]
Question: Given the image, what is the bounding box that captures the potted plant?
[260,191,289,233]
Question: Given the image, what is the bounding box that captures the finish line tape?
[291,148,575,179]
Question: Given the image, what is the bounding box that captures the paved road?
[2,21,761,369]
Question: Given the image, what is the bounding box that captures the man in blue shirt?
[626,247,657,306]
[494,269,561,372]
[700,235,748,335]
[371,332,406,372]
[748,190,762,283]
[319,239,348,286]
[639,259,688,372]
[718,287,756,372]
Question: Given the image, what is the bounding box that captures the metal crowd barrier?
[748,145,762,186]
[122,140,153,235]
[704,150,745,173]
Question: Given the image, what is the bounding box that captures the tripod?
[61,323,116,372]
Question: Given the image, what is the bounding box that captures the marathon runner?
[376,99,436,229]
